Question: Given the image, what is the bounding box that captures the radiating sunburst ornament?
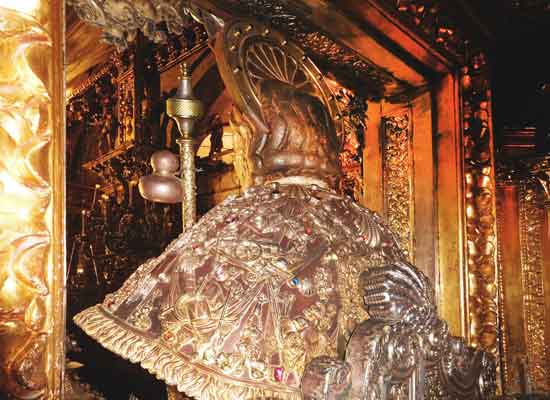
[214,19,343,136]
[245,42,315,98]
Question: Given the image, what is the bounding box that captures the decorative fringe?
[74,306,302,400]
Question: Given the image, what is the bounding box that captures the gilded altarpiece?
[65,0,503,373]
[0,0,512,397]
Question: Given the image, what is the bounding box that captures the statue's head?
[217,20,344,189]
[237,79,341,187]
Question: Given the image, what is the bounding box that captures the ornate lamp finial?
[180,62,190,79]
[166,62,204,139]
[139,63,204,230]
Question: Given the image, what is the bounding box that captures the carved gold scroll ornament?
[0,1,65,398]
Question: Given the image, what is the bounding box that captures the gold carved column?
[460,55,499,360]
[518,180,549,390]
[497,158,550,393]
[0,1,66,398]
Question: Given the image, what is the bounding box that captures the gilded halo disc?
[214,18,343,136]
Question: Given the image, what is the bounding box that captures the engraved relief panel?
[518,182,550,391]
[382,113,414,260]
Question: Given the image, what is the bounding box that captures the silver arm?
[302,260,496,400]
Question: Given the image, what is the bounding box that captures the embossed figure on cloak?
[74,18,495,400]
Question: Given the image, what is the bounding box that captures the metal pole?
[177,136,197,230]
[166,63,203,230]
[165,63,203,400]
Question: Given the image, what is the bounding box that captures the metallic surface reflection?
[0,1,65,398]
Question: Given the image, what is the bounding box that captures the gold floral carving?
[382,114,414,258]
[461,55,499,360]
[385,0,466,58]
[0,2,65,398]
[518,182,550,391]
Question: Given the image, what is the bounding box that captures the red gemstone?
[274,367,284,382]
[305,227,312,235]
